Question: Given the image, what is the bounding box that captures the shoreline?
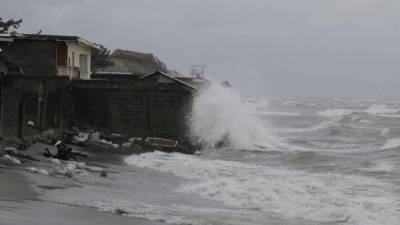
[0,144,171,225]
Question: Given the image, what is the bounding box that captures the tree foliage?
[0,17,23,33]
[91,44,114,72]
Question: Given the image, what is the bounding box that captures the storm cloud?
[1,0,400,97]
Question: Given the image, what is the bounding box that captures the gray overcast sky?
[1,0,400,98]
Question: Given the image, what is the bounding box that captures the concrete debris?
[52,161,104,177]
[75,162,86,169]
[1,154,21,164]
[26,167,38,173]
[122,142,132,148]
[100,171,108,178]
[48,158,61,165]
[26,167,49,176]
[98,139,119,148]
[90,132,100,141]
[115,208,128,215]
[73,132,89,144]
[3,147,18,154]
[53,162,89,177]
[26,121,36,127]
[128,137,142,143]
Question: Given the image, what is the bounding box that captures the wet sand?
[0,153,168,225]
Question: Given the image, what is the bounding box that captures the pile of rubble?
[0,141,107,179]
[25,160,106,178]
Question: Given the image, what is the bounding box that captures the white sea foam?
[361,160,397,173]
[125,152,400,225]
[317,104,400,118]
[274,120,335,133]
[317,108,355,117]
[365,104,399,114]
[380,127,391,137]
[381,138,400,150]
[258,111,301,117]
[189,83,282,150]
[281,100,299,106]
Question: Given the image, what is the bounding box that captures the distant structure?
[96,49,168,76]
[190,65,206,78]
[0,33,100,79]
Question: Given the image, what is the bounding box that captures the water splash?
[188,82,279,150]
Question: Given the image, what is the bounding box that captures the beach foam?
[124,151,400,225]
[317,108,355,117]
[317,104,400,118]
[365,104,399,114]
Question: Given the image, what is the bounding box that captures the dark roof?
[175,76,210,88]
[140,71,198,90]
[96,49,168,76]
[0,33,100,49]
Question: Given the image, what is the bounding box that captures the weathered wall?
[0,76,194,140]
[0,76,70,137]
[0,40,57,75]
[0,61,7,74]
[71,81,193,139]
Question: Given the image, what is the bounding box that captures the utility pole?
[190,65,206,78]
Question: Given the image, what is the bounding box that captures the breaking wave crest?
[124,151,400,225]
[317,109,355,117]
[317,104,400,118]
[189,83,282,150]
[365,104,400,114]
[381,138,400,150]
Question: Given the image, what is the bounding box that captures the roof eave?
[77,38,101,50]
[141,71,198,90]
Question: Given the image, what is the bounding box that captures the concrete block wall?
[0,76,194,140]
[0,76,70,137]
[0,40,57,75]
[71,81,193,139]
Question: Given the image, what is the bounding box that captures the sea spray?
[189,82,278,150]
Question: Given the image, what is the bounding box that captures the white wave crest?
[124,152,400,225]
[381,138,400,150]
[365,104,399,115]
[317,104,400,118]
[258,111,301,117]
[274,120,335,133]
[189,83,281,150]
[317,109,355,117]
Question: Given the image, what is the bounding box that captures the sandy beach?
[0,144,169,225]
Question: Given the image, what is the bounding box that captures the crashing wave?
[189,83,283,150]
[124,151,400,225]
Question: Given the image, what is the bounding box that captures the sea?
[42,84,400,225]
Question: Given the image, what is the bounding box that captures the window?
[79,54,88,73]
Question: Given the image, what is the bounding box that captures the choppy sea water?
[43,87,400,225]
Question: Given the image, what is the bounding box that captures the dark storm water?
[44,97,400,225]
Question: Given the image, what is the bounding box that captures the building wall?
[0,61,7,74]
[0,40,57,75]
[0,76,194,140]
[71,81,193,139]
[67,42,92,80]
[0,76,70,137]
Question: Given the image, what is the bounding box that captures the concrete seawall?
[0,75,194,140]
